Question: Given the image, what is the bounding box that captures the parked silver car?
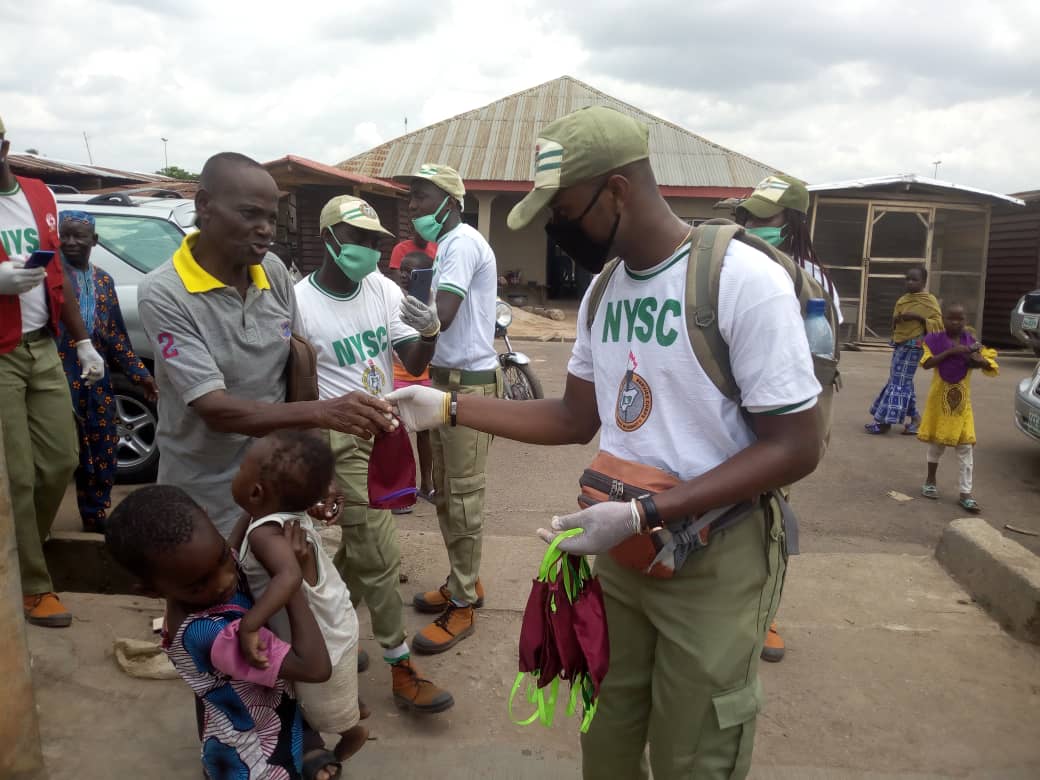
[1010,289,1040,357]
[55,192,196,482]
[1014,360,1040,444]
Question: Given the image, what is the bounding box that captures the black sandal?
[302,749,342,780]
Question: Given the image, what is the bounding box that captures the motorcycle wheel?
[501,363,543,401]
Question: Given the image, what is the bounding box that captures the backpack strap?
[584,258,623,332]
[685,224,742,401]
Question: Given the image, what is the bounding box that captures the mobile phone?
[24,250,55,269]
[407,268,435,304]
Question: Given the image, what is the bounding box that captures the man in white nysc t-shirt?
[392,164,500,656]
[294,195,454,716]
[388,107,823,780]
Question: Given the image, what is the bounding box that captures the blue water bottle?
[804,298,834,359]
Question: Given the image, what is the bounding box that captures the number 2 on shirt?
[157,332,179,359]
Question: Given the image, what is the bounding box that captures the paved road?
[37,344,1040,778]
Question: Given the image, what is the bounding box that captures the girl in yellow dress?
[918,303,998,513]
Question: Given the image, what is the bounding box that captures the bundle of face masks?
[509,529,609,733]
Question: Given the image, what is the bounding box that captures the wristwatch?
[449,391,458,427]
[637,495,664,534]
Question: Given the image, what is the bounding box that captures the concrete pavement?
[28,511,1040,778]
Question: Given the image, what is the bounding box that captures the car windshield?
[93,214,185,273]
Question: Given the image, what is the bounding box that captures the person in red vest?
[0,115,104,627]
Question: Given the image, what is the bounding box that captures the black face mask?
[544,179,620,275]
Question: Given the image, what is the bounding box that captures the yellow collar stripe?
[172,233,271,293]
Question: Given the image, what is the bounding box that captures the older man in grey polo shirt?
[139,152,395,536]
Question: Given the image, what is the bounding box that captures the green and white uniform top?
[294,271,418,399]
[431,222,498,372]
[568,239,820,482]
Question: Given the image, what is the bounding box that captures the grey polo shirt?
[138,233,297,536]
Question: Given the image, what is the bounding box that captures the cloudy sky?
[2,0,1037,193]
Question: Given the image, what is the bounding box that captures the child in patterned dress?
[917,303,999,513]
[105,485,333,779]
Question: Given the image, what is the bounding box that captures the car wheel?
[112,376,159,484]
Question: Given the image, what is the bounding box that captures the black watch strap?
[450,390,458,427]
[637,495,662,532]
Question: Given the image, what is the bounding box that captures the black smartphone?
[407,268,435,304]
[24,250,55,269]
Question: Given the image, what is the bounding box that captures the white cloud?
[0,0,1036,193]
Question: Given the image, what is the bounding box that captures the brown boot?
[412,603,475,655]
[413,578,485,613]
[390,658,454,713]
[760,621,785,662]
[24,592,72,628]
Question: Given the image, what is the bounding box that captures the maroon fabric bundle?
[511,532,608,732]
[367,424,417,510]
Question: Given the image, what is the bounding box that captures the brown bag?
[578,452,683,579]
[285,333,319,403]
[578,451,756,579]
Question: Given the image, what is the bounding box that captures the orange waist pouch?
[578,451,754,579]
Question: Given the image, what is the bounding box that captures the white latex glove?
[0,255,47,295]
[536,500,642,555]
[399,295,440,338]
[384,385,450,431]
[76,340,105,385]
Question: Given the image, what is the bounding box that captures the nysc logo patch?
[361,359,387,396]
[615,351,652,433]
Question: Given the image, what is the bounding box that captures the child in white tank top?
[229,430,368,765]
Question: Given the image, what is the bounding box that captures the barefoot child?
[918,303,999,513]
[230,430,369,764]
[104,486,334,779]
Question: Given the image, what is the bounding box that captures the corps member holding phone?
[1,113,105,628]
[293,196,455,714]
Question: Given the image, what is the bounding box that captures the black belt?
[430,366,500,386]
[20,327,50,345]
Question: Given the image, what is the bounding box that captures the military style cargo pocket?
[712,678,763,779]
[449,473,486,532]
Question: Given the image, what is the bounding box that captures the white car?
[1014,360,1040,444]
[55,192,196,482]
[1010,290,1040,357]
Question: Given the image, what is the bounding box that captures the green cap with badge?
[319,195,394,237]
[507,106,650,230]
[737,174,810,218]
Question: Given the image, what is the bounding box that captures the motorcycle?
[496,299,543,400]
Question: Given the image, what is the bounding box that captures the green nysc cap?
[507,106,650,230]
[737,174,810,219]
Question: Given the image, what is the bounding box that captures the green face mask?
[746,225,785,247]
[325,233,381,282]
[412,195,451,243]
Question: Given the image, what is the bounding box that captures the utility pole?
[932,160,942,178]
[161,137,169,171]
[83,132,94,164]
[0,422,47,778]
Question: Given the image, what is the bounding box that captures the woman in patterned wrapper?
[55,210,157,531]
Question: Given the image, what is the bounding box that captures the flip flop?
[302,749,341,780]
[902,423,919,435]
[418,489,437,504]
[958,497,982,514]
[864,423,890,435]
[921,484,939,499]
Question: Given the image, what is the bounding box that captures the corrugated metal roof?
[339,76,781,188]
[7,153,171,184]
[809,174,1025,207]
[262,155,405,195]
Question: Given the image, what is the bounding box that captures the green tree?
[156,165,199,181]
